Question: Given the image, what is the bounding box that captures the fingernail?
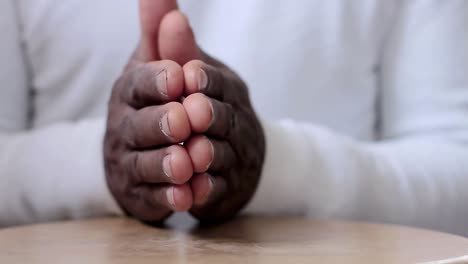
[200,175,215,205]
[156,70,168,96]
[160,112,172,138]
[207,175,214,191]
[163,155,172,180]
[198,68,208,91]
[205,137,214,171]
[207,99,215,131]
[166,188,175,208]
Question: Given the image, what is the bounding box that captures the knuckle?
[227,107,237,138]
[131,152,144,182]
[226,143,237,168]
[122,113,139,147]
[215,141,235,171]
[120,68,141,105]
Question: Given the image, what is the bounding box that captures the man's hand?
[157,10,266,223]
[105,0,265,224]
[103,0,195,223]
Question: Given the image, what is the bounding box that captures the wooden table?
[0,216,467,263]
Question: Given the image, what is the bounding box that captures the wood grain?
[0,216,467,263]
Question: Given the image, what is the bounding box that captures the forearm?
[0,118,122,226]
[245,120,468,235]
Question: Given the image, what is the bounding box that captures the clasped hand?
[104,0,265,224]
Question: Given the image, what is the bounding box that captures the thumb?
[136,0,179,62]
[158,10,201,65]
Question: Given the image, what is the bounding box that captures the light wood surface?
[0,216,467,263]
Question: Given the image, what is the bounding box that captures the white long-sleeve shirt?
[1,0,468,235]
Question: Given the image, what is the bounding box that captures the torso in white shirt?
[17,0,396,140]
[6,0,468,236]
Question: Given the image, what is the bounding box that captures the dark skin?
[104,0,265,224]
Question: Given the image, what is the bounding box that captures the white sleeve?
[0,0,121,226]
[245,0,468,235]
